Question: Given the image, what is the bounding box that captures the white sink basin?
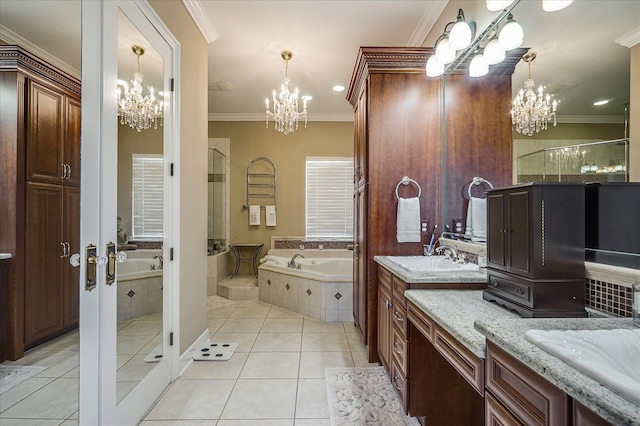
[384,256,479,273]
[525,328,640,405]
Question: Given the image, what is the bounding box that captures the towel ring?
[467,176,493,198]
[395,176,421,199]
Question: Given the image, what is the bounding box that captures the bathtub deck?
[218,275,259,300]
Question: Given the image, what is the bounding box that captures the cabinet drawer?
[434,326,484,395]
[391,327,407,375]
[487,272,531,307]
[486,341,569,426]
[379,266,392,292]
[390,358,408,412]
[392,276,407,306]
[573,401,612,426]
[392,302,407,337]
[486,392,523,426]
[408,301,435,343]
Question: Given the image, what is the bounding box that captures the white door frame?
[79,1,180,424]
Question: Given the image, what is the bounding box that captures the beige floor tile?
[217,318,265,333]
[145,379,235,420]
[0,420,64,425]
[252,332,302,352]
[181,352,249,379]
[220,379,297,419]
[237,299,271,309]
[208,306,237,319]
[229,307,270,319]
[261,319,303,332]
[303,318,344,333]
[351,351,380,368]
[0,377,55,412]
[266,307,303,319]
[31,350,79,378]
[341,322,359,333]
[118,319,163,335]
[117,334,156,355]
[217,421,293,426]
[207,317,227,333]
[116,354,157,381]
[295,379,329,419]
[298,352,354,378]
[301,333,349,352]
[211,332,258,352]
[346,332,366,352]
[0,378,78,420]
[141,421,218,426]
[294,420,331,426]
[240,352,300,379]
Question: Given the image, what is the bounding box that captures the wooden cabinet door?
[377,284,392,370]
[354,83,368,186]
[63,186,80,326]
[506,190,532,277]
[487,192,506,270]
[353,184,368,337]
[25,182,64,345]
[27,80,64,184]
[64,97,81,187]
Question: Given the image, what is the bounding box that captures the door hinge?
[170,247,174,261]
[170,163,174,176]
[169,332,174,346]
[170,78,175,92]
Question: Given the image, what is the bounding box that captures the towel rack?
[467,176,493,198]
[243,157,277,209]
[395,176,421,199]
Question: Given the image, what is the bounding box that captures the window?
[305,157,354,239]
[131,154,163,239]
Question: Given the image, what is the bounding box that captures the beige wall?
[630,43,639,182]
[117,123,163,235]
[208,121,354,273]
[150,0,209,354]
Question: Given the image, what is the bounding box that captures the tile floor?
[0,297,377,425]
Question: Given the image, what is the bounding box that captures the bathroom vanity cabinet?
[0,45,81,358]
[484,183,587,317]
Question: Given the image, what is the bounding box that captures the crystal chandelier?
[117,45,164,132]
[511,52,558,136]
[265,50,310,135]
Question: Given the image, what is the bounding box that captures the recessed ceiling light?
[333,85,345,92]
[593,100,609,106]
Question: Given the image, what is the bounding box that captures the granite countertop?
[374,255,487,283]
[404,290,519,358]
[0,253,12,260]
[404,287,639,425]
[476,317,639,426]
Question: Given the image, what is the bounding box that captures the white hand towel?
[464,197,487,242]
[396,197,421,243]
[266,205,276,227]
[249,205,260,226]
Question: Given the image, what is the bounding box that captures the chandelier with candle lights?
[265,50,310,135]
[511,52,559,136]
[117,44,164,132]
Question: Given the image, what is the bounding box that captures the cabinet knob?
[70,253,80,267]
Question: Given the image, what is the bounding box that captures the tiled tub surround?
[258,253,353,321]
[406,289,640,426]
[117,250,163,322]
[271,236,353,251]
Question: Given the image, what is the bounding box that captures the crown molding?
[557,115,626,124]
[208,112,354,122]
[615,26,640,48]
[0,25,80,78]
[181,0,218,43]
[407,1,447,47]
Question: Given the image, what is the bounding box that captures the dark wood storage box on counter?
[484,182,587,317]
[585,182,640,270]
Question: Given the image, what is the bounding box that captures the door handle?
[106,242,127,285]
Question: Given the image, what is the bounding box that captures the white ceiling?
[1,0,638,123]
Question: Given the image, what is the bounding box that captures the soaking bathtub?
[258,254,353,321]
[117,254,163,322]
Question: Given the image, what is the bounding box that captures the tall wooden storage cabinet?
[0,46,81,358]
[347,47,524,363]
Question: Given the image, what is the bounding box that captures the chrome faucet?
[288,253,305,269]
[153,254,163,269]
[435,246,459,262]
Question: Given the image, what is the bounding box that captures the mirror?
[208,146,227,255]
[115,8,165,403]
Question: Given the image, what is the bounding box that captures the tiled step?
[217,275,259,300]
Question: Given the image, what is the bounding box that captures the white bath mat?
[193,341,237,361]
[325,366,420,426]
[144,344,164,363]
[0,365,47,393]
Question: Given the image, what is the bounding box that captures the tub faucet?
[288,254,305,269]
[435,246,459,262]
[153,254,163,269]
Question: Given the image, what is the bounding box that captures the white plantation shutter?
[306,157,354,239]
[132,154,164,239]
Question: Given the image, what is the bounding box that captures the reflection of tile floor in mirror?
[0,297,376,425]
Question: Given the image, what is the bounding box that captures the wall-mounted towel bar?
[395,176,421,199]
[467,176,493,198]
[243,157,277,209]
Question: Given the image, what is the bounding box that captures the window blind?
[306,157,354,239]
[132,154,164,239]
